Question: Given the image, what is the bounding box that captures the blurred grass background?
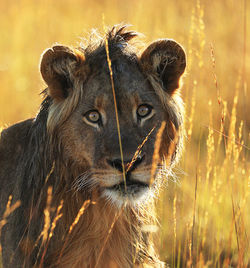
[0,0,249,266]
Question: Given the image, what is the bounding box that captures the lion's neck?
[48,192,157,268]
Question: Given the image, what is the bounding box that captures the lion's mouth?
[102,171,153,206]
[107,178,149,195]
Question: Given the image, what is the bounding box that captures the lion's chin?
[102,181,154,208]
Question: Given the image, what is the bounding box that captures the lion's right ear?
[40,45,85,101]
[140,39,186,95]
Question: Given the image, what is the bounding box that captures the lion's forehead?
[80,63,158,114]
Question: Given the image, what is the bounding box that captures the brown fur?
[0,25,186,268]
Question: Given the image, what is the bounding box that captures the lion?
[0,25,186,268]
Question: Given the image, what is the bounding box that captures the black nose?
[107,155,144,173]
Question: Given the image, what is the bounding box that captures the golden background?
[0,0,249,266]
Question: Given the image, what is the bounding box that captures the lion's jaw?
[99,170,156,207]
[103,185,153,208]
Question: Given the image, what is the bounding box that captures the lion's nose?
[107,155,144,173]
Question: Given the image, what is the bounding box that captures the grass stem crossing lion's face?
[40,26,186,206]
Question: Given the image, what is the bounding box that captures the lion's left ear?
[140,39,186,95]
[40,45,86,101]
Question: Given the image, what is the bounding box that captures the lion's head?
[40,25,186,207]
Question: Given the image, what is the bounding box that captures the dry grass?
[0,0,249,267]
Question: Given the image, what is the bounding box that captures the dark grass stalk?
[232,199,248,266]
[242,0,247,124]
[103,20,127,192]
[56,200,92,266]
[22,193,35,268]
[126,126,156,173]
[237,213,247,267]
[184,4,195,111]
[0,197,21,267]
[225,213,235,267]
[39,241,49,268]
[191,172,197,267]
[195,211,201,265]
[241,207,249,266]
[203,126,250,151]
[177,241,181,268]
[0,196,21,238]
[191,128,202,266]
[150,121,166,185]
[94,208,124,268]
[210,43,228,161]
[173,192,177,267]
[32,163,56,267]
[38,201,63,268]
[38,186,52,268]
[182,220,188,266]
[210,42,221,106]
[231,192,239,254]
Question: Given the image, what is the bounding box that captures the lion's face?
[40,30,186,206]
[60,60,167,205]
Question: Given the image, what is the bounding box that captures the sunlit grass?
[0,0,249,267]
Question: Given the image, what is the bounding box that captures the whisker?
[72,171,96,192]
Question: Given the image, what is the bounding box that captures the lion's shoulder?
[0,119,34,202]
[0,119,34,154]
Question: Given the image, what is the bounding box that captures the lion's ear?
[140,39,186,95]
[40,45,84,101]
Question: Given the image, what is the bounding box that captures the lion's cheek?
[59,126,95,166]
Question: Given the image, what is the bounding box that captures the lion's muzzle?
[102,154,153,205]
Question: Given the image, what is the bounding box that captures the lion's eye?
[85,110,101,123]
[137,104,152,118]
